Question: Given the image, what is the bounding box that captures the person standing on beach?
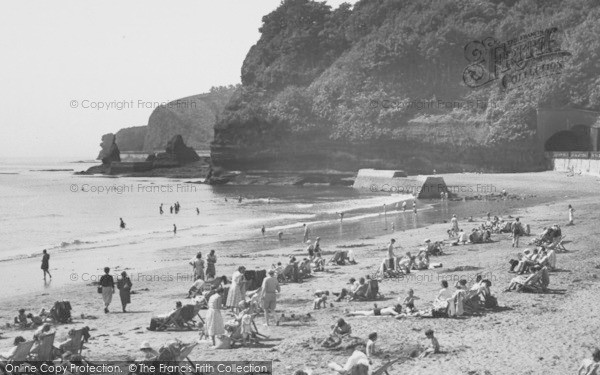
[568,204,575,225]
[117,271,132,313]
[170,206,173,214]
[387,239,396,269]
[206,287,225,346]
[41,250,51,281]
[119,218,126,229]
[99,267,115,313]
[412,201,417,214]
[196,207,200,215]
[226,266,246,312]
[511,218,522,248]
[190,252,205,280]
[261,226,266,236]
[260,270,280,326]
[159,204,164,215]
[402,201,407,212]
[206,250,217,280]
[173,224,177,234]
[450,214,459,234]
[303,224,310,243]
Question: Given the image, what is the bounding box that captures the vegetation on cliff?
[214,0,600,173]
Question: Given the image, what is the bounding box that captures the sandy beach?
[1,171,599,374]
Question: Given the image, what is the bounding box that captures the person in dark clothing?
[117,271,132,313]
[41,250,51,281]
[99,267,115,313]
[119,218,126,229]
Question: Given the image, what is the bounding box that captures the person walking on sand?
[206,250,217,279]
[119,218,126,229]
[303,224,310,243]
[190,252,205,281]
[159,204,164,215]
[41,250,51,281]
[117,271,132,313]
[173,224,177,234]
[99,267,115,313]
[568,204,575,225]
[196,207,200,215]
[206,287,225,346]
[260,270,280,326]
[170,206,173,214]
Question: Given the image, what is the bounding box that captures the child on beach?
[568,204,575,225]
[419,329,440,358]
[366,332,378,358]
[313,291,329,309]
[14,309,28,328]
[402,289,420,313]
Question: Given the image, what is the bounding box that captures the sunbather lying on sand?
[327,343,370,375]
[345,303,404,317]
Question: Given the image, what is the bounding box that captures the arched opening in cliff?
[544,125,592,151]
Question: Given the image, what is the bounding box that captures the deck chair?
[59,328,87,355]
[547,235,567,252]
[0,340,35,362]
[30,333,57,361]
[159,305,202,331]
[372,358,404,375]
[521,267,549,293]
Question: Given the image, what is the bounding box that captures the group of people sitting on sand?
[331,276,380,302]
[13,308,49,329]
[431,276,497,318]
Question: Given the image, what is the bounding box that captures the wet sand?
[0,171,599,374]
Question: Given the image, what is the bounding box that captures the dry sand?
[1,171,599,374]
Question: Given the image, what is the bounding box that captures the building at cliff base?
[353,169,448,199]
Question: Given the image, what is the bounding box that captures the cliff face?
[115,126,147,151]
[143,86,237,152]
[212,0,600,173]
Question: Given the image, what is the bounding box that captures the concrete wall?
[550,158,600,177]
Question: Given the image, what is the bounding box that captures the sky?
[0,0,355,160]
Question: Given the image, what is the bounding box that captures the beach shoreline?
[1,171,599,374]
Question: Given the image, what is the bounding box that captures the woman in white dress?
[226,266,246,312]
[205,288,225,346]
